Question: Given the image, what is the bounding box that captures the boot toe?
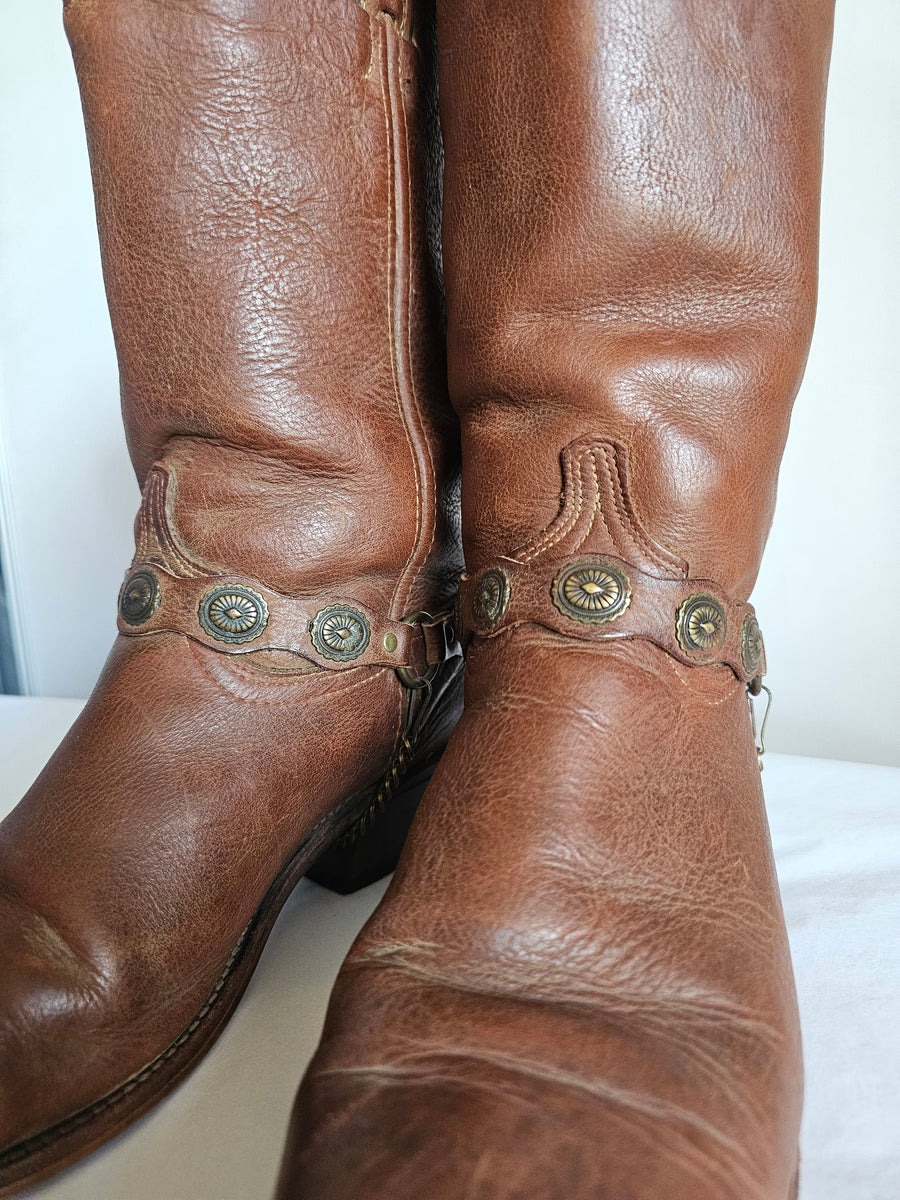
[0,890,110,1155]
[281,1048,770,1200]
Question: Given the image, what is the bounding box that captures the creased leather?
[0,0,461,1189]
[275,2,835,1198]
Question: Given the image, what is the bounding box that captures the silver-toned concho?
[551,558,632,625]
[472,568,511,632]
[119,568,161,626]
[309,604,371,662]
[198,584,269,645]
[675,593,728,657]
[741,613,765,676]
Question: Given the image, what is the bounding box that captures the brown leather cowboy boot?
[274,2,835,1197]
[0,0,460,1192]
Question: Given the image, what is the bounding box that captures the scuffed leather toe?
[0,892,111,1152]
[283,1066,775,1200]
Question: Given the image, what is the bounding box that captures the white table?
[2,697,898,1200]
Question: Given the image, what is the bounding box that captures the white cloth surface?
[1,695,897,1200]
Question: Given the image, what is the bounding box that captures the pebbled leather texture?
[0,0,461,1191]
[275,2,835,1197]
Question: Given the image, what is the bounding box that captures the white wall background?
[0,4,136,704]
[0,2,897,766]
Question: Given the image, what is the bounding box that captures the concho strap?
[456,435,766,687]
[115,463,452,678]
[458,555,764,684]
[118,565,449,675]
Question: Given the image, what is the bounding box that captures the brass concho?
[119,569,161,626]
[198,584,269,645]
[551,559,631,625]
[309,604,371,662]
[676,593,727,657]
[741,613,765,677]
[472,568,511,632]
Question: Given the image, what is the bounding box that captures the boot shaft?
[437,0,834,599]
[66,0,459,615]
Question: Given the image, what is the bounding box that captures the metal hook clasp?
[395,610,442,691]
[748,683,773,772]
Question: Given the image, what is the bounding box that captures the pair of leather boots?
[0,1,835,1196]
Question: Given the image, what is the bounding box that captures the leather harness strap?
[117,564,446,676]
[458,554,765,687]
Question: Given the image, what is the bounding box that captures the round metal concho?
[675,592,728,657]
[309,604,371,662]
[472,568,511,631]
[551,558,632,625]
[119,569,161,626]
[741,613,765,677]
[198,584,269,645]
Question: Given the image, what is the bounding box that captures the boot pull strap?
[117,565,450,677]
[457,555,765,688]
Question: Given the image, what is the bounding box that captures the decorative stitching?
[587,448,619,555]
[604,443,685,575]
[511,438,688,579]
[133,467,208,580]
[515,444,585,563]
